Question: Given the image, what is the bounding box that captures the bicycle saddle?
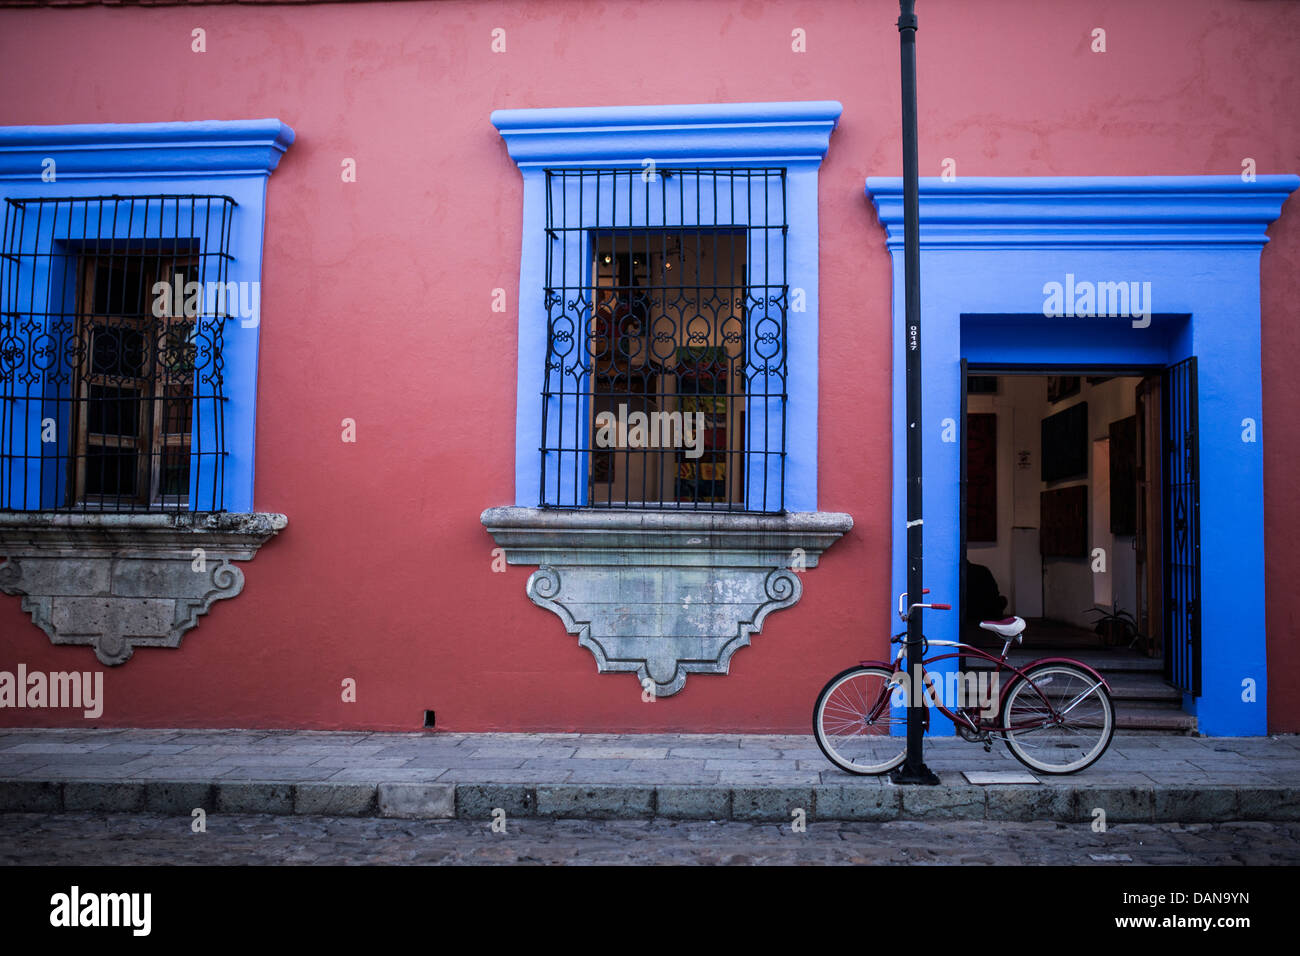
[979,616,1026,638]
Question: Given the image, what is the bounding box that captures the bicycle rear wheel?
[1000,663,1115,774]
[813,666,907,775]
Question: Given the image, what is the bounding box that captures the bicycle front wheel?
[813,665,907,775]
[1001,663,1115,774]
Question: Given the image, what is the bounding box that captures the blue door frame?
[866,175,1298,736]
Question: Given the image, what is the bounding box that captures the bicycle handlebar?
[897,590,951,620]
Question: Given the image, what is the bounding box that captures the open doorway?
[961,369,1160,655]
[960,366,1199,731]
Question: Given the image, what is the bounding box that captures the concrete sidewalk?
[2,729,1298,823]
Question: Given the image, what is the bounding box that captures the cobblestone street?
[3,812,1298,865]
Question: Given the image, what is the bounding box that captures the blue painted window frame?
[492,102,842,513]
[0,120,294,514]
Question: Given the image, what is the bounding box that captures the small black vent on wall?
[423,710,436,730]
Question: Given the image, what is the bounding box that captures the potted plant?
[1084,602,1144,649]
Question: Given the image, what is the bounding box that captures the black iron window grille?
[542,166,788,512]
[0,195,236,513]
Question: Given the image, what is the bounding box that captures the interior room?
[964,372,1153,654]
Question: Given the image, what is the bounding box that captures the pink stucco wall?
[1,0,1297,732]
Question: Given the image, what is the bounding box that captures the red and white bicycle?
[813,591,1116,775]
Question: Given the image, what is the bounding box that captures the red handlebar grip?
[931,603,951,610]
[922,588,930,594]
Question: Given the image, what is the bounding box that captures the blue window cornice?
[866,175,1300,249]
[491,101,842,167]
[0,119,294,181]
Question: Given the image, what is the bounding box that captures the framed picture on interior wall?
[1040,485,1088,557]
[1046,375,1081,403]
[967,375,998,394]
[1041,401,1088,482]
[1109,415,1138,535]
[966,413,997,542]
[674,346,729,504]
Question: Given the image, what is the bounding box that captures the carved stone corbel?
[0,512,286,665]
[482,507,852,696]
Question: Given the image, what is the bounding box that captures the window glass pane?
[159,444,191,497]
[83,445,138,496]
[86,384,141,438]
[90,324,147,378]
[161,383,193,436]
[91,258,149,317]
[587,229,747,508]
[157,322,197,385]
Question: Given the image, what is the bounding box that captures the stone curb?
[1,778,1298,823]
[378,783,455,819]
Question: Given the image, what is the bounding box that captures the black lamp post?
[891,0,940,786]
